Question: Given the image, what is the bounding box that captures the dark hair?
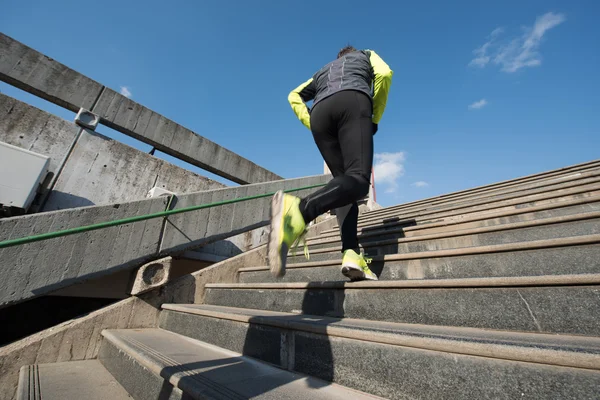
[337,45,357,58]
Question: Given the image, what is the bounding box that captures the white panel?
[0,141,49,210]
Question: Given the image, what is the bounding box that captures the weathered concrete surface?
[159,175,330,254]
[0,93,80,210]
[202,285,600,336]
[17,360,134,400]
[364,159,600,218]
[99,328,375,400]
[242,243,600,283]
[0,216,335,400]
[0,93,78,176]
[42,128,226,211]
[129,257,172,295]
[0,35,102,112]
[0,196,169,309]
[0,33,280,185]
[159,309,600,400]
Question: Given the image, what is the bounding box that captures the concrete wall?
[0,33,281,185]
[0,174,330,309]
[0,215,339,400]
[42,128,227,211]
[0,93,227,210]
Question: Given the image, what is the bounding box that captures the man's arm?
[367,50,393,125]
[288,77,316,130]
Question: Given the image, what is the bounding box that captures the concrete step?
[340,182,600,233]
[241,235,600,283]
[203,273,600,336]
[361,160,600,219]
[159,303,600,400]
[300,211,600,255]
[315,195,600,242]
[362,166,600,221]
[17,360,133,400]
[98,328,381,400]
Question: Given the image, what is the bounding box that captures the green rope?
[0,183,325,249]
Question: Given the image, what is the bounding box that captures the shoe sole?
[341,265,378,282]
[268,190,287,278]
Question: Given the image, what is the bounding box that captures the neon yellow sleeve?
[288,78,315,130]
[368,50,393,124]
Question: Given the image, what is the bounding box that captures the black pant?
[299,90,374,252]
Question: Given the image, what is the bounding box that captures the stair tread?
[101,328,382,399]
[318,194,600,237]
[240,234,600,273]
[18,360,133,400]
[161,303,600,370]
[208,272,600,289]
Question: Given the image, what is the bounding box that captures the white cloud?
[412,181,429,188]
[469,12,565,73]
[120,86,132,98]
[374,152,405,193]
[468,99,488,110]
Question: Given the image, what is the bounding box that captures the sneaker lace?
[291,230,310,260]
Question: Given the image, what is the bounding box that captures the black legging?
[299,90,374,252]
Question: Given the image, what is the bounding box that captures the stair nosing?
[358,178,600,226]
[161,304,600,371]
[342,184,600,233]
[316,194,600,239]
[102,329,248,400]
[362,161,600,215]
[240,234,600,272]
[361,170,600,220]
[209,272,600,289]
[301,211,600,254]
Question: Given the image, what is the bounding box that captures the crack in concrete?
[517,289,542,332]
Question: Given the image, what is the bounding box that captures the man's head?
[337,45,357,58]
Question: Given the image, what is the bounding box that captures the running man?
[268,45,393,281]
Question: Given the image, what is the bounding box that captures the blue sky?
[1,0,599,207]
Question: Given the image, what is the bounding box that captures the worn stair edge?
[334,183,600,233]
[17,360,133,400]
[100,328,382,400]
[362,160,600,216]
[302,211,600,254]
[241,234,600,272]
[362,167,600,219]
[208,272,600,289]
[361,160,600,217]
[159,305,600,400]
[161,304,600,371]
[316,194,600,240]
[360,171,600,221]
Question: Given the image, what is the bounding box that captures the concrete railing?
[0,174,329,309]
[0,33,281,185]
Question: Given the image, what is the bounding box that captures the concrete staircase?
[17,160,600,399]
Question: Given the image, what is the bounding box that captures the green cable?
[0,183,325,249]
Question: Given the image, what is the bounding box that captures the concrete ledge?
[0,33,280,185]
[0,213,336,400]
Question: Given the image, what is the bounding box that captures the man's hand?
[372,122,378,135]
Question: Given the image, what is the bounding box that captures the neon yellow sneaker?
[341,249,378,281]
[267,190,309,278]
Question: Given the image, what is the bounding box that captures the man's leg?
[267,90,374,278]
[299,90,373,237]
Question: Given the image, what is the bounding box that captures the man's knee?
[349,174,370,198]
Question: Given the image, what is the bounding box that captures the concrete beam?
[0,196,169,309]
[0,174,330,309]
[159,175,331,254]
[0,33,281,184]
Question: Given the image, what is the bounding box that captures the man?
[268,45,393,280]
